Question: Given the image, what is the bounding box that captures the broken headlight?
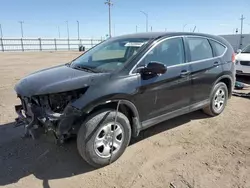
[34,87,88,113]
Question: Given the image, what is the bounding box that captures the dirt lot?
[0,52,250,188]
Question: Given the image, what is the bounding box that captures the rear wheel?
[203,82,228,116]
[77,109,131,167]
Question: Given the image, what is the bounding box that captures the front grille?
[240,61,250,66]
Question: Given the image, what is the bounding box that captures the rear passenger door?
[185,37,225,105]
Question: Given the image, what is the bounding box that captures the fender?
[212,73,234,97]
[79,98,141,137]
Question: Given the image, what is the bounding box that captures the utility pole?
[77,20,80,40]
[105,0,113,38]
[239,14,245,49]
[58,26,61,38]
[0,24,3,38]
[19,21,24,38]
[136,25,138,33]
[140,11,148,32]
[66,21,69,39]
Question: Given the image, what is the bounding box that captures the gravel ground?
[0,52,250,188]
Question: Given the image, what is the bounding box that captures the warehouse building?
[220,34,250,52]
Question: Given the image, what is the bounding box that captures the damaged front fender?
[14,88,86,141]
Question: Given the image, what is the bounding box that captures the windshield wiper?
[74,65,98,73]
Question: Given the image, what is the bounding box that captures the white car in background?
[235,45,250,75]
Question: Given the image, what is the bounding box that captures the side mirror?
[137,61,167,75]
[237,49,242,54]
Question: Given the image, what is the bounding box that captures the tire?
[203,82,228,116]
[77,109,131,167]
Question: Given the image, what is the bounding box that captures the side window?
[187,37,213,61]
[143,37,185,67]
[210,40,226,56]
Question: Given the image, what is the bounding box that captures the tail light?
[232,53,236,63]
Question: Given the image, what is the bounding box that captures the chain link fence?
[0,38,103,52]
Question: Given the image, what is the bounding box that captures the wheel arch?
[82,99,141,137]
[213,74,234,98]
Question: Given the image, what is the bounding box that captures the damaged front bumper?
[15,97,82,143]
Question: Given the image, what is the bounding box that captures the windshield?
[70,38,149,73]
[242,45,250,53]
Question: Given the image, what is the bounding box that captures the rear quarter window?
[209,40,227,56]
[187,37,213,61]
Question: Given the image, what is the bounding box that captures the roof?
[112,32,228,46]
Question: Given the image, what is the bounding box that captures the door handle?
[214,62,219,66]
[180,70,191,77]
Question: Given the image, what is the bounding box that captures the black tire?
[77,109,131,167]
[203,82,228,116]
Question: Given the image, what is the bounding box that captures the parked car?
[236,44,250,75]
[14,32,235,167]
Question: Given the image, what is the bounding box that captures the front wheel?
[77,109,131,167]
[203,82,228,116]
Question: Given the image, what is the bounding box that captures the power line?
[105,0,113,37]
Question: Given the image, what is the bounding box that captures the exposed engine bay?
[15,88,87,143]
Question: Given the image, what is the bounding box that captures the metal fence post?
[20,38,24,51]
[0,38,4,52]
[54,38,57,51]
[68,38,70,50]
[38,38,42,51]
[80,39,82,46]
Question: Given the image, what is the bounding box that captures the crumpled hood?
[15,64,110,97]
[236,53,250,61]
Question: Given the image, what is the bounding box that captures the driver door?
[134,37,192,122]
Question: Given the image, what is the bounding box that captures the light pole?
[19,21,24,38]
[192,26,197,32]
[140,11,148,32]
[183,24,187,32]
[66,21,69,39]
[77,20,80,40]
[58,26,61,38]
[105,0,113,38]
[0,24,3,38]
[239,14,245,49]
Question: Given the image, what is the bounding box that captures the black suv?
[14,32,235,167]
